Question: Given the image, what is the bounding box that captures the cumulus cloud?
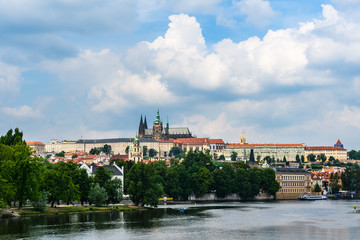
[89,70,175,112]
[2,105,43,119]
[235,0,275,26]
[125,6,359,96]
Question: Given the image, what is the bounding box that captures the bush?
[31,191,48,213]
[89,184,108,207]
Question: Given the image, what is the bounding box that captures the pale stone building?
[45,139,62,153]
[275,168,311,200]
[305,140,347,162]
[224,143,305,162]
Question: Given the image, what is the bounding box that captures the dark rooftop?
[76,138,158,144]
[274,168,310,174]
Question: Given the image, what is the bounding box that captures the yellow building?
[305,140,347,162]
[275,168,311,200]
[26,141,45,155]
[61,140,77,153]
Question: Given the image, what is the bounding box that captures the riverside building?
[275,168,311,200]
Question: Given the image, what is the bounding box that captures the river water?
[1,200,360,240]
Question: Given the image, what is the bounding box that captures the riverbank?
[1,204,145,218]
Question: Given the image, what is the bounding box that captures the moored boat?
[298,193,327,200]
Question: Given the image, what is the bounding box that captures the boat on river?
[298,193,327,200]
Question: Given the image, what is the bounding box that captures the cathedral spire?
[144,115,148,129]
[138,114,144,136]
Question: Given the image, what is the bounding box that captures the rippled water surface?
[1,200,360,239]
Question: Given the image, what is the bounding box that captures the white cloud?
[235,0,275,26]
[181,112,243,142]
[2,105,43,119]
[0,61,21,93]
[340,106,360,129]
[89,70,176,112]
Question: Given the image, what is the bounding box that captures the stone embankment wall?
[188,192,274,201]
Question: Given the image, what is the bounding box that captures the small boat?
[298,193,327,200]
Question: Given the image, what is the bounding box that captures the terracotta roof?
[226,143,304,148]
[26,141,45,146]
[336,139,342,145]
[209,139,225,144]
[305,146,346,151]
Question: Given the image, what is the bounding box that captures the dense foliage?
[0,129,123,209]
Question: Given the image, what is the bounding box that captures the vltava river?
[1,200,360,239]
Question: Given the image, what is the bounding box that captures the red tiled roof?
[336,139,342,145]
[26,141,45,146]
[305,146,346,151]
[209,139,225,144]
[226,143,304,148]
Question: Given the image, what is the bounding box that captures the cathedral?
[138,110,193,141]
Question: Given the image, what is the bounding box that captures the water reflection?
[1,201,360,240]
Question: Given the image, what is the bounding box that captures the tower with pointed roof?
[137,109,192,140]
[153,109,163,141]
[334,139,344,148]
[129,133,142,163]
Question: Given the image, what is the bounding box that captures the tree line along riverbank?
[0,128,280,213]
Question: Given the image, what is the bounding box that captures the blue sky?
[1,0,360,150]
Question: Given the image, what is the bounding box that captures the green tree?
[283,156,287,162]
[125,146,130,155]
[0,128,25,146]
[263,156,272,164]
[236,168,252,199]
[301,155,305,163]
[341,167,357,191]
[296,155,300,163]
[231,151,238,161]
[55,151,65,157]
[191,167,213,197]
[218,155,225,160]
[31,191,48,212]
[261,168,280,196]
[307,154,316,163]
[106,178,123,204]
[212,163,236,198]
[13,144,42,209]
[103,144,112,156]
[143,146,148,157]
[169,146,182,158]
[164,166,182,199]
[89,183,108,206]
[73,169,93,205]
[149,148,158,157]
[127,162,163,207]
[329,172,341,194]
[314,183,321,193]
[249,149,255,162]
[319,154,326,163]
[94,167,113,188]
[72,154,78,159]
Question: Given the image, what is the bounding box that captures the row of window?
[282,175,305,181]
[279,188,305,193]
[282,182,304,187]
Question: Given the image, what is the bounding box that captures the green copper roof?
[134,133,139,144]
[154,109,162,124]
